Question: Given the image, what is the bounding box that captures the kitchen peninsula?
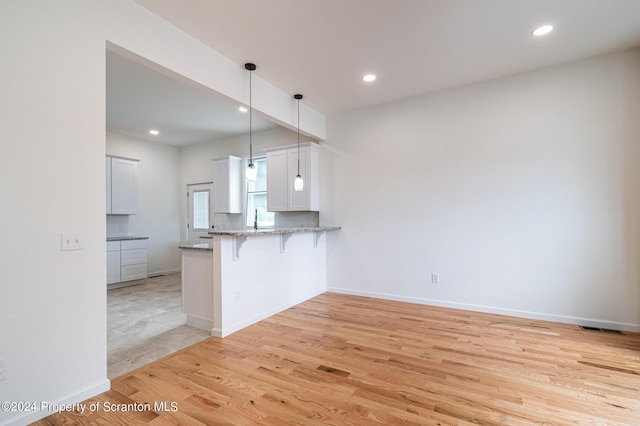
[179,226,340,337]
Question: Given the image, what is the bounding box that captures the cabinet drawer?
[121,248,147,266]
[106,241,121,252]
[121,263,147,282]
[121,239,147,250]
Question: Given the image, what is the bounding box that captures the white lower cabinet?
[106,241,121,284]
[107,239,148,285]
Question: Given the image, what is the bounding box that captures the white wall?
[323,48,640,331]
[107,132,181,275]
[0,1,325,425]
[180,126,302,238]
[0,2,110,425]
[181,126,299,184]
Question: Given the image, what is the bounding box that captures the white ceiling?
[106,50,277,146]
[110,0,640,145]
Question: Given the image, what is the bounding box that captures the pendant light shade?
[294,94,304,192]
[245,63,257,182]
[246,162,257,182]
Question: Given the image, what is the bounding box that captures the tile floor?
[107,273,211,378]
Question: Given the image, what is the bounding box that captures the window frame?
[192,189,211,231]
[245,156,274,228]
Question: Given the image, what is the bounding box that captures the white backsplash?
[106,215,130,237]
[212,211,319,230]
[213,213,244,231]
[275,211,319,228]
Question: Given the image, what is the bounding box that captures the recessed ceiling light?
[149,129,159,135]
[362,74,376,82]
[238,106,248,113]
[532,24,553,37]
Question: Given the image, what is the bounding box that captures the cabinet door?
[212,157,242,213]
[106,250,121,284]
[267,150,288,212]
[287,146,319,211]
[110,158,138,214]
[287,148,310,211]
[212,159,230,213]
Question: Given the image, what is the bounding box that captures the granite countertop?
[208,226,341,237]
[178,243,213,251]
[107,236,149,241]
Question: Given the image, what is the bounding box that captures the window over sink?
[246,157,274,228]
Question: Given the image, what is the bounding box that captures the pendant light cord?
[245,63,256,166]
[249,68,253,165]
[293,94,304,192]
[297,97,300,175]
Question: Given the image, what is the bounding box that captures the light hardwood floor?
[36,293,640,425]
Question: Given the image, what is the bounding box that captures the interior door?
[187,182,214,243]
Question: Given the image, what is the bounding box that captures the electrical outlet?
[234,290,241,302]
[0,358,7,381]
[61,233,84,251]
[431,273,440,284]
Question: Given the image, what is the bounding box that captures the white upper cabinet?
[212,156,242,214]
[106,156,139,215]
[266,150,288,212]
[266,142,319,212]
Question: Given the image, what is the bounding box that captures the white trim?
[327,287,640,333]
[105,154,139,162]
[186,181,214,186]
[186,315,214,331]
[147,268,181,277]
[186,182,215,243]
[5,379,110,426]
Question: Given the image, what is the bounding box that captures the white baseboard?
[328,287,640,333]
[4,379,110,426]
[186,314,213,332]
[147,268,180,277]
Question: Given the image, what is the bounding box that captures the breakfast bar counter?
[208,226,341,236]
[179,226,340,338]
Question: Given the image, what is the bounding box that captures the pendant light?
[293,94,304,191]
[245,63,257,182]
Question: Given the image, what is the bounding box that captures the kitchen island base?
[180,227,338,337]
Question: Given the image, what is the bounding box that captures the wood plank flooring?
[35,293,640,425]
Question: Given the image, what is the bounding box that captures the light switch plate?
[61,233,84,251]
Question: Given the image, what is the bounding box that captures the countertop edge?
[107,236,149,241]
[208,226,341,237]
[179,243,213,251]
